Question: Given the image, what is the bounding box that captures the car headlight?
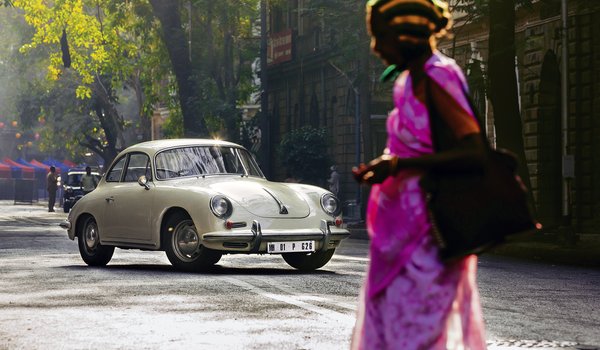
[321,193,341,216]
[210,195,232,218]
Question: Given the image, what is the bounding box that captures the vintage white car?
[60,139,349,271]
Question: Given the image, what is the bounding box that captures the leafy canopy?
[278,126,332,185]
[14,0,155,100]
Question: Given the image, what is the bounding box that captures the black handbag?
[421,77,539,262]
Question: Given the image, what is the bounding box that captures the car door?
[103,152,154,243]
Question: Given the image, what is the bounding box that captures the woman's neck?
[407,47,434,74]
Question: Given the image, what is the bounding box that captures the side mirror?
[138,175,150,190]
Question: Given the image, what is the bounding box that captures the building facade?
[265,0,390,217]
[439,0,600,233]
[266,0,600,233]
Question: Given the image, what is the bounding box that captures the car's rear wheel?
[282,249,335,271]
[163,212,222,272]
[78,216,114,266]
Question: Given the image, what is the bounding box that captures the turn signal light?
[224,220,247,230]
[335,218,343,227]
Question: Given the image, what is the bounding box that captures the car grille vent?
[223,242,248,249]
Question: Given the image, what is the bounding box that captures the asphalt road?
[0,201,598,350]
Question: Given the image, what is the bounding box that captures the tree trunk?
[131,70,151,141]
[84,78,123,170]
[487,0,534,202]
[149,0,208,137]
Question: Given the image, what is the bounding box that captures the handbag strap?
[423,74,491,152]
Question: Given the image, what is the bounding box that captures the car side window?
[106,156,127,182]
[123,153,151,182]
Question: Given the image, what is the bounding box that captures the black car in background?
[62,167,102,213]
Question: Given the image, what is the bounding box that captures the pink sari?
[352,52,487,350]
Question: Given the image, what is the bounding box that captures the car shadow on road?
[58,264,337,276]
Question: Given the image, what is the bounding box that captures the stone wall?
[439,1,600,233]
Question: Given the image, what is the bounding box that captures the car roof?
[121,138,244,156]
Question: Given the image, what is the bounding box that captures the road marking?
[486,339,582,349]
[245,276,358,311]
[332,255,369,262]
[219,276,356,326]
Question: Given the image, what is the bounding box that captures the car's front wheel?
[163,212,222,272]
[78,216,114,266]
[282,249,335,271]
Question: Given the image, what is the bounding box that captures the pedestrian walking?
[80,166,97,195]
[351,1,487,349]
[46,166,58,212]
[327,165,340,197]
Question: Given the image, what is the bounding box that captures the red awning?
[3,158,35,179]
[29,159,49,169]
[0,162,11,179]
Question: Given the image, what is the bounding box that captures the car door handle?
[105,196,114,202]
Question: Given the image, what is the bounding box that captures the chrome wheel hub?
[173,220,200,262]
[84,223,99,251]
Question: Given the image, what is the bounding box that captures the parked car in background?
[62,167,102,213]
[60,139,349,271]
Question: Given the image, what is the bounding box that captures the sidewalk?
[345,221,600,268]
[0,200,66,220]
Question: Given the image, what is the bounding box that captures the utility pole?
[560,0,573,228]
[260,0,271,178]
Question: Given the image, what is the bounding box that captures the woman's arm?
[353,77,487,185]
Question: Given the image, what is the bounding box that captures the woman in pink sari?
[351,1,488,349]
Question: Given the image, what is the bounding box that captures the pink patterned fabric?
[352,52,487,350]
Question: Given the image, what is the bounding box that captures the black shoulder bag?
[420,77,539,262]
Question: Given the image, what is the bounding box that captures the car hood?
[203,178,311,219]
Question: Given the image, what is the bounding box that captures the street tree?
[148,0,260,141]
[12,0,170,167]
[278,126,332,186]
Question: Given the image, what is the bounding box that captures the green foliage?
[302,1,371,77]
[278,126,332,186]
[11,0,175,164]
[449,0,533,17]
[187,0,260,139]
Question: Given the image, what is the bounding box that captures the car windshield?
[67,174,83,186]
[155,146,264,180]
[66,173,101,186]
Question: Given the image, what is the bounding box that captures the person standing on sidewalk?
[351,1,488,349]
[46,166,58,212]
[327,165,340,197]
[80,166,97,195]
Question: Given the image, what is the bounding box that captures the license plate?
[267,240,315,253]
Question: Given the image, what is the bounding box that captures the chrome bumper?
[59,220,71,230]
[202,219,350,252]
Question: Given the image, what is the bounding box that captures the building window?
[289,0,298,30]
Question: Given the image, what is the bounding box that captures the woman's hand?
[352,154,398,184]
